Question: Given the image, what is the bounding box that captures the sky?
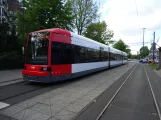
[94,0,161,54]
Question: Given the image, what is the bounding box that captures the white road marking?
[0,102,10,109]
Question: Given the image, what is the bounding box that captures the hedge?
[0,51,24,70]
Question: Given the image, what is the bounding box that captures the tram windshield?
[26,32,49,65]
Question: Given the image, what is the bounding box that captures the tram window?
[79,47,85,63]
[110,53,114,61]
[73,45,80,63]
[84,48,89,62]
[51,41,109,64]
[88,48,93,62]
[51,42,73,64]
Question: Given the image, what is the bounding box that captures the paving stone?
[39,99,52,106]
[60,97,74,104]
[54,109,76,120]
[95,87,106,92]
[52,100,69,109]
[40,96,62,106]
[88,89,103,95]
[64,104,77,113]
[25,112,50,120]
[47,117,59,120]
[39,107,52,116]
[15,100,38,109]
[12,108,37,120]
[67,96,79,103]
[29,95,47,103]
[80,95,95,102]
[37,105,62,116]
[29,103,49,112]
[65,91,78,97]
[65,103,85,113]
[86,92,99,98]
[50,106,63,116]
[85,94,97,100]
[50,99,66,106]
[41,96,72,107]
[67,89,78,94]
[31,103,62,116]
[50,89,66,97]
[0,105,23,116]
[74,98,91,107]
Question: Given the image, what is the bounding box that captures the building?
[8,0,21,23]
[0,0,10,23]
[7,0,21,35]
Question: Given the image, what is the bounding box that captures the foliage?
[148,63,158,70]
[131,54,140,59]
[83,21,114,45]
[128,53,132,58]
[140,46,149,58]
[0,35,21,53]
[0,34,23,70]
[70,0,99,35]
[16,0,74,44]
[113,39,131,55]
[0,51,24,70]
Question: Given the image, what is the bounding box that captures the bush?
[0,51,24,70]
[148,63,158,70]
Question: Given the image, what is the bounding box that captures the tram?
[22,28,127,83]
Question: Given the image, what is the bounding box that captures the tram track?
[96,64,138,120]
[144,66,161,120]
[0,81,50,104]
[96,64,161,120]
[0,79,80,105]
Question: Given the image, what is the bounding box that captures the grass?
[148,63,158,70]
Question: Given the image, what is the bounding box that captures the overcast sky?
[94,0,161,54]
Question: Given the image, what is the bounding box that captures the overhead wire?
[134,0,141,34]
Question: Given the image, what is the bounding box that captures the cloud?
[101,0,161,54]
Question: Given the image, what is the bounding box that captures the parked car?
[139,59,143,63]
[142,58,148,63]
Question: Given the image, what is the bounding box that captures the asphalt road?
[74,64,160,120]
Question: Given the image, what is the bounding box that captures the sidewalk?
[0,69,23,86]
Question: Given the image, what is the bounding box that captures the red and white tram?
[22,28,127,83]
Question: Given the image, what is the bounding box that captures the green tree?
[140,46,149,58]
[16,0,74,43]
[83,21,114,44]
[113,39,131,56]
[70,0,99,35]
[132,54,140,59]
